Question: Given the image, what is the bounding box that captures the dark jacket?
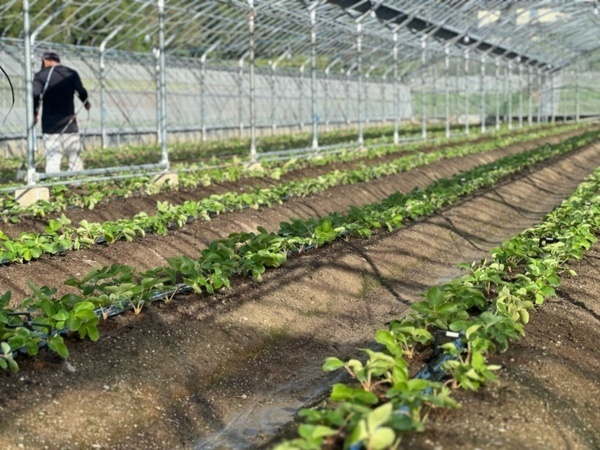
[33,65,89,134]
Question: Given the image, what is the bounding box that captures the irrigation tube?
[9,284,195,360]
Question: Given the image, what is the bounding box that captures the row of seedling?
[0,129,597,371]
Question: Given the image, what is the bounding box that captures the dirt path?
[0,134,598,449]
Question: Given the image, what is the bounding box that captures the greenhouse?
[0,1,599,449]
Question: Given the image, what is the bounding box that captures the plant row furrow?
[0,123,569,220]
[275,154,600,450]
[0,124,585,265]
[0,129,597,371]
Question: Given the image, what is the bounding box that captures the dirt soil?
[0,131,599,450]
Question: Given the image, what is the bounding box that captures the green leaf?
[539,285,556,297]
[367,402,392,431]
[425,286,445,308]
[86,322,100,342]
[298,424,337,439]
[322,357,344,372]
[375,330,394,347]
[464,368,482,381]
[369,427,396,450]
[52,309,70,322]
[1,342,11,354]
[406,378,432,392]
[330,384,378,404]
[410,301,430,314]
[465,324,481,339]
[7,357,19,372]
[38,298,57,318]
[449,320,469,331]
[437,303,459,315]
[471,351,486,370]
[67,316,82,331]
[546,274,561,286]
[47,336,69,359]
[0,291,11,308]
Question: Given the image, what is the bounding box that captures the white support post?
[480,55,486,134]
[444,45,450,138]
[464,48,470,136]
[421,38,427,139]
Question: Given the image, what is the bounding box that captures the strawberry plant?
[441,334,501,391]
[1,126,599,383]
[276,149,600,448]
[411,287,470,330]
[376,324,432,359]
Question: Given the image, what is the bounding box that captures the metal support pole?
[506,61,512,130]
[200,59,207,141]
[155,50,160,145]
[271,65,276,135]
[157,0,168,166]
[365,67,373,125]
[248,0,257,162]
[25,0,70,183]
[356,21,364,146]
[346,70,351,126]
[380,75,386,124]
[393,30,400,144]
[23,0,36,185]
[527,66,533,127]
[238,56,245,137]
[550,71,555,124]
[324,70,330,129]
[455,51,460,127]
[100,49,107,149]
[432,65,438,122]
[464,48,469,136]
[480,55,486,134]
[421,38,427,139]
[537,69,544,125]
[575,61,580,122]
[518,61,523,128]
[310,4,318,151]
[495,58,500,131]
[444,45,450,138]
[299,66,305,130]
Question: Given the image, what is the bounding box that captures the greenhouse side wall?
[0,41,414,157]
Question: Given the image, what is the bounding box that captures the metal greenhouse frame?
[0,0,598,187]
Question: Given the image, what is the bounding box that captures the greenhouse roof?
[1,0,599,74]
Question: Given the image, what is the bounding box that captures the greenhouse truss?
[0,0,599,185]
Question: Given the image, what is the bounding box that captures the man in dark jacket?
[33,50,91,173]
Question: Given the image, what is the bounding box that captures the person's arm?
[32,72,43,121]
[73,70,90,110]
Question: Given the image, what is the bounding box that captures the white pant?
[43,133,84,174]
